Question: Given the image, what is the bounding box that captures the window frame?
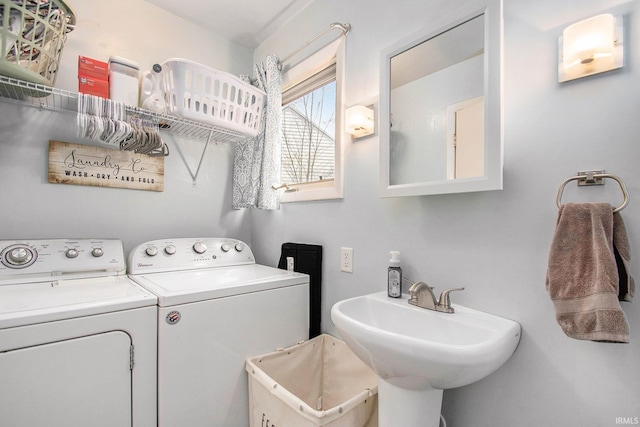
[279,38,345,203]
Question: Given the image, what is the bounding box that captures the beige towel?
[546,203,633,343]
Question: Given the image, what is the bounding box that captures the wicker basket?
[161,58,265,137]
[0,0,76,87]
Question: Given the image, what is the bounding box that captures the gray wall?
[0,0,255,254]
[252,0,640,425]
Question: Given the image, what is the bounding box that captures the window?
[282,75,335,186]
[279,39,345,202]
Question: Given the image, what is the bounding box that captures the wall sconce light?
[558,13,623,82]
[345,105,375,139]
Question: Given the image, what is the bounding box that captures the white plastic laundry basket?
[246,334,378,427]
[161,58,265,137]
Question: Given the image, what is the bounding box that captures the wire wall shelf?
[0,75,248,144]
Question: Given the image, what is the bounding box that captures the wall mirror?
[379,0,503,196]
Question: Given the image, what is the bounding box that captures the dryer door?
[0,331,133,427]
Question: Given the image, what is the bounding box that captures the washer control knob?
[66,249,79,258]
[193,242,207,254]
[164,245,176,255]
[8,247,32,265]
[221,243,231,252]
[145,246,159,257]
[235,243,244,252]
[91,248,104,257]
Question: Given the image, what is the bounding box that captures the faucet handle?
[437,287,465,311]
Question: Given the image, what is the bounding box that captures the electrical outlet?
[341,247,353,273]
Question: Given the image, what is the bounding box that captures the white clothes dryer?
[0,239,158,427]
[127,238,310,427]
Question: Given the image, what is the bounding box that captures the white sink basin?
[331,291,521,389]
[331,292,521,427]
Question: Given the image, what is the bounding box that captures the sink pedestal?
[378,379,443,427]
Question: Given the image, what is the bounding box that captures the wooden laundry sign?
[48,140,164,192]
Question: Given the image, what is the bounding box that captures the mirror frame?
[379,0,503,197]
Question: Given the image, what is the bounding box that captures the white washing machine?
[127,238,310,427]
[0,239,158,427]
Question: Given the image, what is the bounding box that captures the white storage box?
[161,58,265,137]
[108,56,139,107]
[246,334,378,427]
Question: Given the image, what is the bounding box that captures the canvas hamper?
[246,334,378,427]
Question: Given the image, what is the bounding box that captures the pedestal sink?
[331,292,521,427]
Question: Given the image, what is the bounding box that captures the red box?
[78,56,109,81]
[78,75,109,98]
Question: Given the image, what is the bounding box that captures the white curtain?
[233,55,282,210]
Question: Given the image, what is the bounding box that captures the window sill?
[279,179,343,203]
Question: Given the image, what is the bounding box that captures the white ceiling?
[144,0,314,49]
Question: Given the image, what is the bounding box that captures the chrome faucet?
[407,281,465,314]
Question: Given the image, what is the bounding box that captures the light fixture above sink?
[331,291,521,427]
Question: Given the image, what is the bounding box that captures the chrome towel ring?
[556,170,629,213]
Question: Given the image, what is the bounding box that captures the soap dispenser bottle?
[388,251,402,298]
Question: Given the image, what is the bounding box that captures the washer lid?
[129,264,309,307]
[0,276,157,329]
